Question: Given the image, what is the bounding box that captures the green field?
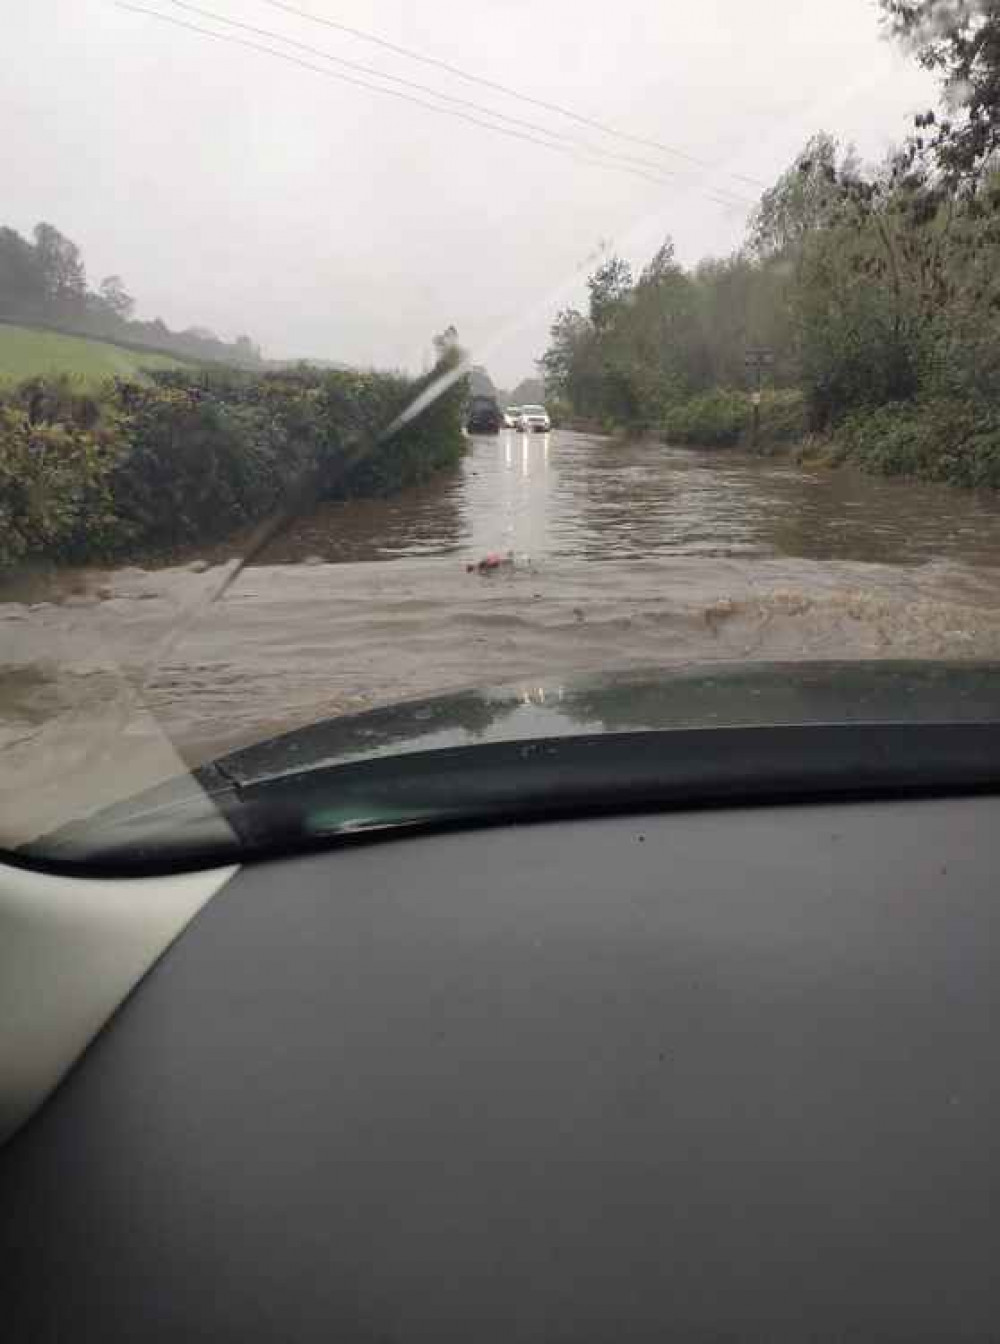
[0,324,188,384]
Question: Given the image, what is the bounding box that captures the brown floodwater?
[250,430,1000,568]
[5,430,1000,841]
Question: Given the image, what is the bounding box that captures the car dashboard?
[1,788,997,1343]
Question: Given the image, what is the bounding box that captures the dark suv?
[466,394,502,435]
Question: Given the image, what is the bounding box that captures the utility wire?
[161,0,700,187]
[116,2,754,205]
[165,0,752,201]
[257,0,769,191]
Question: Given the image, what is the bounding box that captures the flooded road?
[5,429,1000,840]
[247,429,1000,567]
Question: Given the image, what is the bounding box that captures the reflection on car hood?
[210,659,1000,788]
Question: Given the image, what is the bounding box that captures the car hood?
[20,660,1000,872]
[192,658,1000,783]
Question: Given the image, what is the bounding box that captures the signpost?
[744,347,774,447]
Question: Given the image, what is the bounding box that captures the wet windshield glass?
[3,0,1000,857]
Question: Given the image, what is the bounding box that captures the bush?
[0,358,468,567]
[108,384,289,550]
[545,396,570,428]
[663,388,747,446]
[0,390,123,567]
[758,388,808,446]
[835,399,1000,488]
[662,387,807,450]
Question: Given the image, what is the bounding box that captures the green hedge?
[663,389,746,446]
[0,361,467,567]
[834,399,1000,488]
[662,388,806,449]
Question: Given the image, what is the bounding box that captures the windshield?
[4,0,1000,862]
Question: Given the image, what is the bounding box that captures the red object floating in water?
[466,551,513,574]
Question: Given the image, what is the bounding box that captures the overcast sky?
[6,0,936,386]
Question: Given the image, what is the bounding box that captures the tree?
[539,307,598,411]
[587,255,633,332]
[692,255,757,386]
[32,222,86,306]
[794,218,924,426]
[234,334,261,364]
[433,324,460,359]
[509,377,545,405]
[627,237,704,406]
[468,365,496,398]
[881,0,1000,184]
[639,240,681,286]
[0,226,44,315]
[749,133,858,258]
[98,274,135,321]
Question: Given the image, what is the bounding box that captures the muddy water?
[5,430,1000,842]
[250,430,1000,568]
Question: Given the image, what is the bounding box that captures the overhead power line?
[116,2,754,207]
[162,0,754,201]
[257,0,769,191]
[160,0,718,190]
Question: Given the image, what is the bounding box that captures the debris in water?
[467,551,508,574]
[467,550,532,575]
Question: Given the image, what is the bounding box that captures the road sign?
[745,348,775,368]
[745,350,772,446]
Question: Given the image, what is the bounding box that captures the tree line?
[540,0,1000,486]
[0,221,262,367]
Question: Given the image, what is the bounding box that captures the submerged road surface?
[5,430,1000,839]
